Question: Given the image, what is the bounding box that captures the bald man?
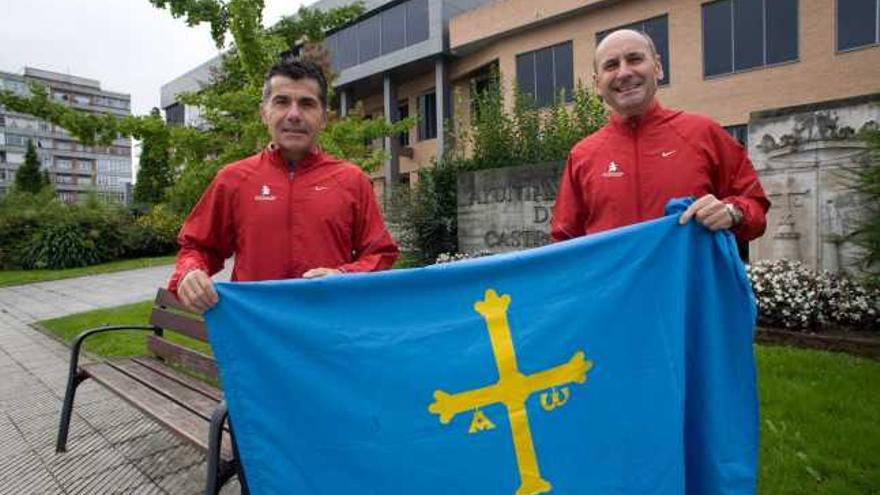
[551,29,770,243]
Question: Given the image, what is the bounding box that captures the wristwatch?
[724,203,743,227]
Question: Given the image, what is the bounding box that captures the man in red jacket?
[170,58,399,313]
[551,29,770,243]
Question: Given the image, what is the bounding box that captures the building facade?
[0,67,133,203]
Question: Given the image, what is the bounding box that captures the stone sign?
[457,162,564,254]
[749,94,879,273]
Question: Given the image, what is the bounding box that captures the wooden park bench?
[56,289,243,495]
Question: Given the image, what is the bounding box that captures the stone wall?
[457,162,564,253]
[749,94,879,273]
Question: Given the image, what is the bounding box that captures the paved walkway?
[0,266,237,494]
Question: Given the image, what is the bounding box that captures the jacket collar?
[609,99,665,132]
[265,143,324,171]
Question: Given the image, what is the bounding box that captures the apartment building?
[0,67,133,203]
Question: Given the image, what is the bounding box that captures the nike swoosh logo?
[313,186,329,191]
[661,150,677,158]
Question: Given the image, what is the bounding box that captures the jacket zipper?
[287,167,295,277]
[632,121,643,220]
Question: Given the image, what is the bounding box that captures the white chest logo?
[255,184,277,201]
[602,161,624,178]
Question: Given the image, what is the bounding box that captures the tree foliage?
[391,74,608,263]
[0,0,412,215]
[14,140,46,194]
[851,129,880,285]
[133,109,173,206]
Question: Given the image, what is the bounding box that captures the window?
[56,159,73,170]
[724,124,748,147]
[381,2,407,55]
[702,0,798,77]
[417,91,437,141]
[358,15,381,63]
[165,103,185,126]
[5,134,29,147]
[72,94,91,105]
[398,102,410,147]
[0,132,4,147]
[406,0,429,46]
[326,0,431,72]
[597,15,670,85]
[838,0,880,50]
[516,41,574,108]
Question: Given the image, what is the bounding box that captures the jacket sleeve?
[550,152,586,242]
[167,173,237,294]
[710,125,771,242]
[337,173,399,273]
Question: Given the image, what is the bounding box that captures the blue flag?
[205,199,758,495]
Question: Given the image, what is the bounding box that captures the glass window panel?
[733,0,764,71]
[406,0,429,46]
[398,102,410,147]
[643,16,671,84]
[534,47,554,107]
[337,27,358,69]
[515,52,536,101]
[553,42,574,102]
[703,0,734,76]
[837,0,878,50]
[382,3,407,54]
[766,0,798,63]
[324,33,339,72]
[418,91,437,140]
[358,15,381,63]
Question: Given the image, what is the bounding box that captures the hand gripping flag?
[205,199,759,495]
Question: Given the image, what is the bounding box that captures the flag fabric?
[204,199,758,495]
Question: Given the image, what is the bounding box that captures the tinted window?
[382,2,407,54]
[703,1,733,76]
[358,15,381,63]
[554,42,574,101]
[324,33,340,72]
[336,27,358,70]
[398,102,410,147]
[733,0,764,71]
[702,0,797,77]
[534,47,555,107]
[418,91,437,141]
[407,0,430,46]
[515,41,573,108]
[515,52,535,100]
[837,0,878,50]
[767,0,799,63]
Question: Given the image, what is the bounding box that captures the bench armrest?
[67,325,162,378]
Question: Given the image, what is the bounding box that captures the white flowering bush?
[746,259,879,331]
[434,250,492,264]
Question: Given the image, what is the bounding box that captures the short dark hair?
[262,58,328,108]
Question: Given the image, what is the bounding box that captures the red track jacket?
[551,101,769,243]
[168,147,399,293]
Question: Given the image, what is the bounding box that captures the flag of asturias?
[205,199,759,495]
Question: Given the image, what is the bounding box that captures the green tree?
[133,108,173,206]
[0,0,412,214]
[14,140,45,194]
[851,128,880,285]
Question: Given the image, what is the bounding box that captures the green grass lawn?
[0,255,176,288]
[39,303,879,493]
[39,299,211,357]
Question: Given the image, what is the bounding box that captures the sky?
[0,0,312,116]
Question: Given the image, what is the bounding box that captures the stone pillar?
[339,88,350,118]
[435,57,448,161]
[383,73,400,188]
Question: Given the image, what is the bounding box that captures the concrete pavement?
[0,265,237,494]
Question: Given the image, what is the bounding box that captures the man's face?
[261,75,326,161]
[593,30,664,119]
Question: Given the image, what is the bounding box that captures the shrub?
[20,223,103,269]
[747,259,879,331]
[123,204,183,257]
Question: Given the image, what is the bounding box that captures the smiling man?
[551,29,770,244]
[169,58,399,313]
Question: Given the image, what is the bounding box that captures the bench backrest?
[148,289,218,380]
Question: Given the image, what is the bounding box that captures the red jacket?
[168,147,399,293]
[551,101,769,242]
